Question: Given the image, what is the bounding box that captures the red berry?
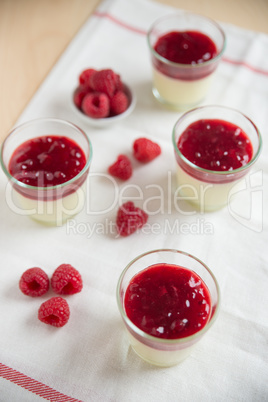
[108,154,132,180]
[82,92,110,118]
[116,201,148,237]
[38,297,70,327]
[133,137,161,163]
[115,74,124,91]
[79,68,96,86]
[51,264,83,295]
[19,267,49,297]
[73,85,90,109]
[110,91,129,116]
[90,69,117,98]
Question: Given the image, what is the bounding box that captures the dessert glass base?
[8,181,87,225]
[147,12,226,110]
[152,69,215,110]
[175,164,245,212]
[117,249,220,367]
[172,106,262,212]
[126,331,197,367]
[1,118,92,226]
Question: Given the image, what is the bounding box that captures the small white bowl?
[71,83,136,128]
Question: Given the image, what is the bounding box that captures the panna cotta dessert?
[172,106,262,211]
[1,118,92,225]
[147,13,225,109]
[117,249,220,366]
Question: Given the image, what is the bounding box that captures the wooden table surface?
[0,0,267,143]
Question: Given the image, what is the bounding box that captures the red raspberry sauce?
[9,136,86,187]
[124,263,211,339]
[154,31,217,65]
[178,119,253,171]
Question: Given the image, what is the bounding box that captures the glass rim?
[116,248,221,346]
[172,105,263,176]
[147,11,226,69]
[0,117,93,191]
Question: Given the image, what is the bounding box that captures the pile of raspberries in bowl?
[72,68,136,126]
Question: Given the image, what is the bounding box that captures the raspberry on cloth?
[51,264,83,295]
[116,201,148,236]
[38,297,70,327]
[108,154,132,180]
[133,137,161,163]
[19,267,49,297]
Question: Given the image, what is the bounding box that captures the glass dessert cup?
[172,105,262,212]
[117,249,220,367]
[0,118,92,226]
[147,12,226,110]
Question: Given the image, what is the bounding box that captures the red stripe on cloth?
[0,363,82,402]
[94,11,147,35]
[93,11,268,77]
[222,56,268,77]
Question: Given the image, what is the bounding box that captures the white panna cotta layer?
[126,330,197,367]
[9,182,86,225]
[176,164,244,211]
[152,68,215,108]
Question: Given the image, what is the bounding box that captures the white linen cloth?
[0,0,267,400]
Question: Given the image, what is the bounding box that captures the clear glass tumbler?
[1,118,92,225]
[117,249,220,366]
[147,12,226,110]
[172,105,262,212]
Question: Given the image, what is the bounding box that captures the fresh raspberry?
[116,201,148,237]
[90,69,117,98]
[73,85,90,109]
[110,91,129,116]
[108,154,132,180]
[79,68,96,86]
[115,74,124,91]
[82,92,110,118]
[19,267,49,297]
[133,137,161,163]
[51,264,83,295]
[38,297,70,327]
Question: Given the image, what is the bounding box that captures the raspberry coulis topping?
[125,263,211,339]
[9,135,86,187]
[154,31,217,65]
[178,119,253,171]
